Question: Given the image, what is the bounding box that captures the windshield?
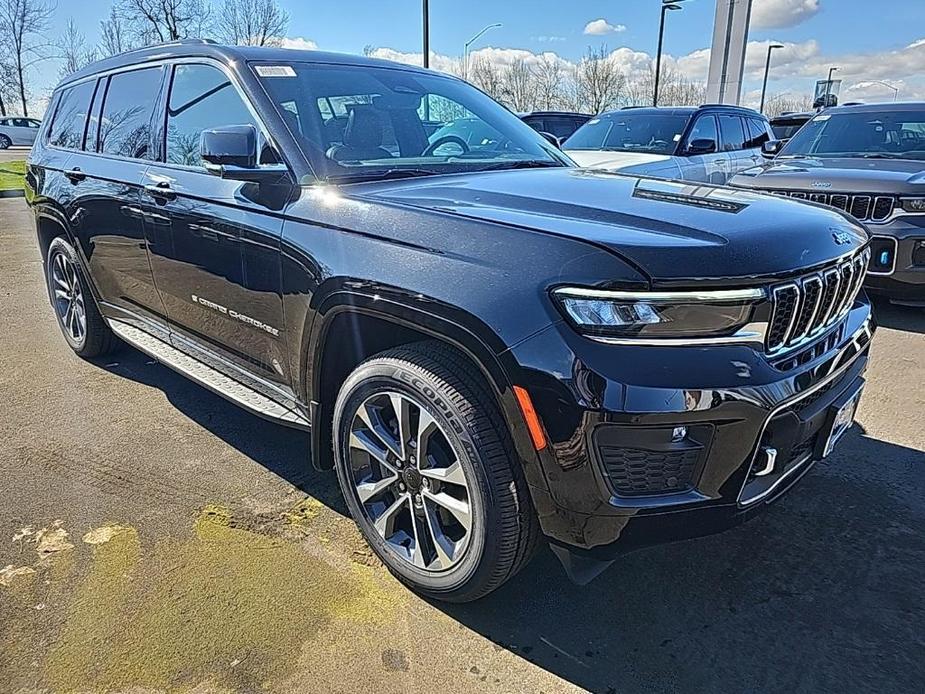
[780,109,925,160]
[563,113,689,155]
[253,62,566,182]
[770,119,809,140]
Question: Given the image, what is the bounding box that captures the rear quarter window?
[48,81,96,150]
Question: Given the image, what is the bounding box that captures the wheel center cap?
[402,467,423,492]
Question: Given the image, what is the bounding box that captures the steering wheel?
[424,135,470,156]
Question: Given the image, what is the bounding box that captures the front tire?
[0,135,11,149]
[332,342,539,602]
[45,237,117,358]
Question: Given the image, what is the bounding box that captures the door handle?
[65,167,86,183]
[144,182,177,201]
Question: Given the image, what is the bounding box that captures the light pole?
[867,80,899,101]
[464,23,503,81]
[759,43,784,114]
[423,0,430,69]
[824,66,839,106]
[654,1,685,107]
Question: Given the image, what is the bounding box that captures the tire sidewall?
[46,237,87,353]
[333,359,502,596]
[0,135,10,149]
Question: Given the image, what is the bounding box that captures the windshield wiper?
[327,168,442,184]
[859,152,904,159]
[480,160,565,171]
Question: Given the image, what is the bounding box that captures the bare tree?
[575,45,625,114]
[0,0,54,116]
[0,50,16,115]
[214,0,287,46]
[623,64,706,108]
[117,0,212,45]
[469,55,504,102]
[532,54,566,111]
[99,6,135,57]
[502,58,536,112]
[58,18,97,78]
[764,92,814,118]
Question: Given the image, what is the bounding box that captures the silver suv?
[564,105,772,185]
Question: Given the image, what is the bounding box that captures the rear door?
[51,69,170,336]
[717,113,750,180]
[142,61,293,393]
[743,116,772,166]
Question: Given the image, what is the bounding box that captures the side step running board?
[109,320,310,430]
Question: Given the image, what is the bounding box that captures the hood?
[346,168,867,283]
[731,156,925,195]
[563,149,673,171]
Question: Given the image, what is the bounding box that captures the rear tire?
[0,135,10,149]
[332,341,539,602]
[45,237,117,359]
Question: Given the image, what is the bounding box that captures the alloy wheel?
[51,251,86,344]
[347,391,473,572]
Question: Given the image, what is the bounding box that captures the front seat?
[326,106,393,162]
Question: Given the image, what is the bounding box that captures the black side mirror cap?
[200,125,289,182]
[761,139,784,158]
[686,138,717,155]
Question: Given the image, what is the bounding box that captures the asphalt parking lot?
[0,147,30,164]
[1,196,923,693]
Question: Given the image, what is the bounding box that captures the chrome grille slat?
[766,249,868,355]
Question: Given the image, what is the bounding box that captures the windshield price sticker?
[255,65,296,77]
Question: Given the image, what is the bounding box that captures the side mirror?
[686,138,717,155]
[539,131,562,149]
[761,139,784,158]
[200,125,287,182]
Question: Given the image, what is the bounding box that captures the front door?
[680,114,728,184]
[142,62,293,392]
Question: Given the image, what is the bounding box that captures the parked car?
[731,103,925,306]
[0,116,42,148]
[769,111,813,143]
[563,105,773,184]
[27,41,875,601]
[519,110,592,144]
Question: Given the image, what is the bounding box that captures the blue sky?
[33,0,925,109]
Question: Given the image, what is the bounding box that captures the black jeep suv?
[26,42,875,602]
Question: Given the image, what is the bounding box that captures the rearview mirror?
[538,131,562,148]
[686,138,717,155]
[200,125,288,182]
[761,139,784,158]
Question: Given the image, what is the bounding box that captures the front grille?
[771,190,895,222]
[766,248,870,354]
[599,445,700,496]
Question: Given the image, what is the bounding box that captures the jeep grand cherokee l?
[732,103,925,306]
[26,42,875,602]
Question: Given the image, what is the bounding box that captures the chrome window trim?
[553,287,766,302]
[867,235,898,276]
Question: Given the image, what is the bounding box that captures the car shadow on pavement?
[98,346,348,516]
[440,426,925,693]
[871,297,925,334]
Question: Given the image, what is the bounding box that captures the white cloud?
[583,19,626,36]
[533,36,566,43]
[280,37,318,51]
[906,38,925,50]
[751,0,820,29]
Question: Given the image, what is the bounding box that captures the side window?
[744,117,771,148]
[718,114,746,151]
[99,67,162,160]
[29,119,42,128]
[166,63,260,168]
[686,114,718,150]
[48,81,96,150]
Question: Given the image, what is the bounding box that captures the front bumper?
[509,300,874,557]
[854,218,924,304]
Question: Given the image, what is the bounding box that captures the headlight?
[552,287,765,341]
[900,197,925,213]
